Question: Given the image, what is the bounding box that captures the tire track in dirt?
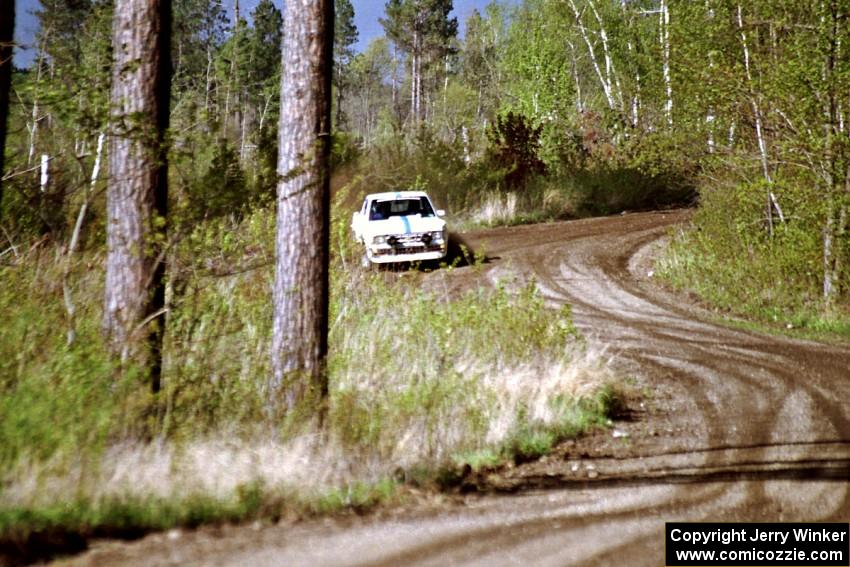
[66,210,850,567]
[479,211,850,521]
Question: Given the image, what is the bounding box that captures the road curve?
[69,211,850,566]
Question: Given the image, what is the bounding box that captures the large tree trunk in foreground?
[105,0,171,392]
[0,0,14,219]
[271,0,333,414]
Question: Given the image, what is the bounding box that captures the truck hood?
[362,215,446,237]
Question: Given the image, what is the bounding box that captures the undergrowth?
[0,204,620,560]
[656,172,850,338]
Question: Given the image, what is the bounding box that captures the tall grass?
[0,206,619,557]
[473,192,519,226]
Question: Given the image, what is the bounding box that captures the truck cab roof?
[366,191,430,201]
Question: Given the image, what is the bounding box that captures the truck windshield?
[370,197,435,220]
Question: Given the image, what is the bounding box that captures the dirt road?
[68,210,850,566]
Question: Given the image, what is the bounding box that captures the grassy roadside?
[1,378,619,564]
[0,207,623,564]
[656,222,850,342]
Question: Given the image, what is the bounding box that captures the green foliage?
[505,385,619,463]
[251,122,279,206]
[0,200,620,550]
[35,0,97,70]
[509,430,554,462]
[0,255,119,468]
[344,125,472,213]
[451,448,501,472]
[485,111,545,189]
[0,483,274,564]
[312,479,396,514]
[189,139,248,220]
[500,0,575,123]
[381,0,458,57]
[330,131,362,168]
[335,0,360,65]
[662,0,850,313]
[0,0,111,239]
[16,0,850,548]
[459,4,508,121]
[333,0,360,129]
[658,165,850,336]
[247,0,283,87]
[172,0,227,91]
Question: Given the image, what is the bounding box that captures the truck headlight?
[431,231,445,244]
[372,235,387,245]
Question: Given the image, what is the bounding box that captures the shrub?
[485,111,546,189]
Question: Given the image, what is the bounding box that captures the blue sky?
[13,0,506,67]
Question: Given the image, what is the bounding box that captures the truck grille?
[393,233,426,245]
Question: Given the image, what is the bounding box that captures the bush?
[485,111,546,189]
[657,165,850,336]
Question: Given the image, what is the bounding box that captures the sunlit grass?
[0,207,620,558]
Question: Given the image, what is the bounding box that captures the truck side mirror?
[436,209,446,217]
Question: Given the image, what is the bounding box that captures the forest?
[0,0,849,557]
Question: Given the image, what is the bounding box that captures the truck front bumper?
[367,244,447,264]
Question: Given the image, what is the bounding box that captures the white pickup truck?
[351,191,448,265]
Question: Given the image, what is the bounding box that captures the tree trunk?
[736,4,784,235]
[821,0,847,301]
[568,0,617,113]
[105,0,171,393]
[410,28,419,124]
[65,132,106,347]
[589,0,623,111]
[335,61,345,127]
[271,0,333,414]
[204,46,213,117]
[258,91,273,134]
[566,40,584,114]
[391,45,399,120]
[39,153,49,193]
[0,0,14,219]
[27,39,47,167]
[239,89,249,163]
[660,0,672,128]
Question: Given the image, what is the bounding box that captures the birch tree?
[347,38,394,146]
[815,0,850,300]
[566,0,620,114]
[461,5,507,127]
[660,0,672,127]
[735,3,784,235]
[104,0,172,392]
[271,0,333,413]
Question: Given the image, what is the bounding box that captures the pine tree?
[334,0,359,126]
[104,0,172,392]
[271,0,333,414]
[248,0,283,87]
[381,0,457,124]
[246,0,282,135]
